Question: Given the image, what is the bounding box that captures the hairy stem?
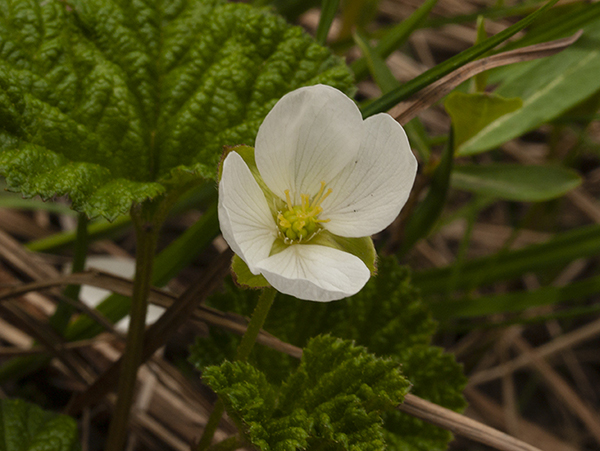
[105,205,160,451]
[197,286,277,450]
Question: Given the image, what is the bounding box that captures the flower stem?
[235,286,277,361]
[197,286,277,450]
[105,206,160,451]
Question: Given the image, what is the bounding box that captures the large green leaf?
[202,335,410,451]
[451,163,581,201]
[0,0,353,219]
[459,14,600,155]
[0,399,79,451]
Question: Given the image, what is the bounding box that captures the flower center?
[277,181,332,243]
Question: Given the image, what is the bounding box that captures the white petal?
[218,152,278,273]
[321,113,417,237]
[255,245,370,302]
[255,85,363,204]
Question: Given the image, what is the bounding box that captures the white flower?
[218,85,417,302]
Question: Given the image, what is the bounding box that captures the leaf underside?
[0,0,353,219]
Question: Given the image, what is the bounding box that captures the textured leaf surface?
[203,335,410,451]
[0,0,353,219]
[194,257,466,450]
[0,399,79,451]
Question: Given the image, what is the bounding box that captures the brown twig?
[400,394,542,451]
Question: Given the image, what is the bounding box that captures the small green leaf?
[0,0,354,219]
[203,335,410,451]
[451,163,581,201]
[459,13,600,155]
[0,399,80,451]
[360,0,560,117]
[231,254,270,289]
[445,92,522,148]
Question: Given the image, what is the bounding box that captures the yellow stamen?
[277,182,333,244]
[278,212,291,228]
[310,181,327,209]
[301,194,310,212]
[284,189,293,211]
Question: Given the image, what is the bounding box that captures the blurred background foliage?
[0,0,600,450]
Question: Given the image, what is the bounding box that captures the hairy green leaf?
[203,335,410,451]
[0,399,79,451]
[0,0,353,219]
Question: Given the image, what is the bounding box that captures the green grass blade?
[26,216,132,253]
[399,129,454,255]
[431,273,600,320]
[351,0,438,80]
[353,31,399,93]
[413,223,600,296]
[316,0,341,45]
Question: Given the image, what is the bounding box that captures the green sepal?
[311,231,377,274]
[0,399,80,451]
[231,254,270,289]
[202,335,410,451]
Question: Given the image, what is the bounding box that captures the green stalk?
[197,287,277,451]
[49,213,89,334]
[105,205,160,451]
